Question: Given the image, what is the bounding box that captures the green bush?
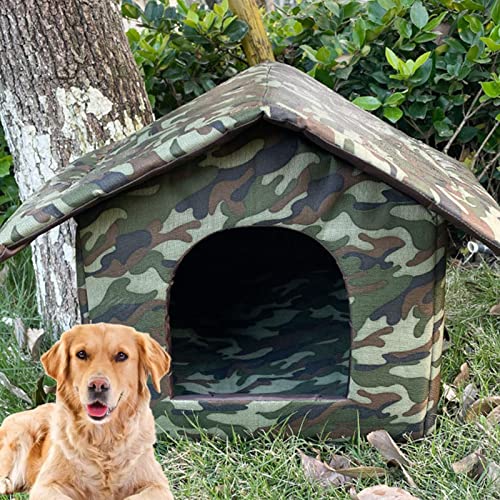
[122,0,249,116]
[267,0,500,196]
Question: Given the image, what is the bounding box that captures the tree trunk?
[0,0,154,332]
[229,0,275,65]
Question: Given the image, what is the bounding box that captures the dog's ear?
[41,331,72,382]
[136,332,171,393]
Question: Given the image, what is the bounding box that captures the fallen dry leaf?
[0,371,32,404]
[367,431,414,467]
[326,453,385,479]
[487,405,500,425]
[485,462,500,488]
[459,383,479,421]
[44,384,57,395]
[337,466,386,479]
[442,383,458,403]
[452,362,470,387]
[298,450,350,488]
[352,485,420,499]
[26,328,45,360]
[489,303,500,316]
[451,448,485,478]
[329,454,351,470]
[367,430,416,488]
[465,396,500,422]
[13,317,26,350]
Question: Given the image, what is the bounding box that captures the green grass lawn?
[0,253,498,499]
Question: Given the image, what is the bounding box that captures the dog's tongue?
[87,402,108,418]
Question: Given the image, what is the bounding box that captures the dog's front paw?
[0,477,13,494]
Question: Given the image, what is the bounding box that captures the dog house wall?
[75,124,447,438]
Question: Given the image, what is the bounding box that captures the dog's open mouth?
[86,402,110,421]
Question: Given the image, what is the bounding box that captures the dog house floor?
[168,228,352,399]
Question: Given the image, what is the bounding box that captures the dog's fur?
[0,323,173,499]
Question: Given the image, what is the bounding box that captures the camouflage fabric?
[0,62,499,259]
[74,124,447,439]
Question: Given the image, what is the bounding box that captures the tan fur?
[0,323,173,500]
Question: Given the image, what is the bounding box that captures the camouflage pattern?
[0,62,499,259]
[73,124,447,439]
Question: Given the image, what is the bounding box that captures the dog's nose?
[88,377,110,393]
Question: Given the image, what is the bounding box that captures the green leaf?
[492,0,500,24]
[413,32,437,43]
[301,45,319,63]
[383,106,403,122]
[395,18,412,39]
[408,101,428,119]
[223,19,248,43]
[403,60,414,77]
[378,0,395,10]
[385,47,400,70]
[457,126,479,143]
[325,0,340,16]
[126,28,141,44]
[466,15,483,34]
[144,1,163,23]
[400,42,417,51]
[325,0,340,17]
[184,8,199,28]
[410,1,429,29]
[466,45,480,62]
[287,20,303,36]
[413,52,431,71]
[481,81,500,97]
[457,16,478,44]
[422,12,447,32]
[385,92,406,106]
[316,46,333,63]
[353,96,383,110]
[446,38,467,53]
[480,37,500,51]
[459,0,484,10]
[122,1,141,19]
[409,58,432,85]
[434,120,453,137]
[199,77,216,92]
[353,18,366,48]
[315,67,335,88]
[343,1,360,18]
[214,0,228,16]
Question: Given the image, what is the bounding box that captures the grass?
[0,252,499,499]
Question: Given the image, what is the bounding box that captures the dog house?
[1,63,499,439]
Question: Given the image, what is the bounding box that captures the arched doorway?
[167,227,351,399]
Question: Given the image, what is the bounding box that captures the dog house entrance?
[168,227,351,399]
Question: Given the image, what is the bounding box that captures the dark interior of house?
[168,227,351,399]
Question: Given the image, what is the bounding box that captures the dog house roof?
[1,62,499,260]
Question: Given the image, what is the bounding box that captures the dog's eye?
[76,350,87,360]
[115,352,128,362]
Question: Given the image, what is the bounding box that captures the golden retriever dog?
[0,323,174,499]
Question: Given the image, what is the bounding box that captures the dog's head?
[41,323,171,424]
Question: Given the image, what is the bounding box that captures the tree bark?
[229,0,275,65]
[0,0,154,332]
